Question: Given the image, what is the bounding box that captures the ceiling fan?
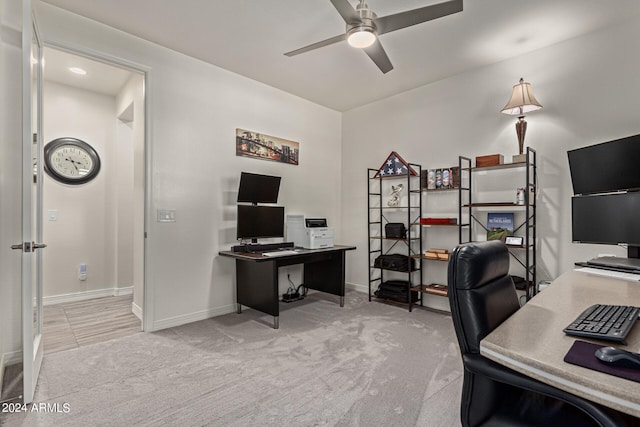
[284,0,463,74]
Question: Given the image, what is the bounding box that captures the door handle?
[11,242,47,252]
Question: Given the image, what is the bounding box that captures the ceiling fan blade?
[284,34,347,57]
[329,0,361,24]
[375,0,463,35]
[363,39,393,74]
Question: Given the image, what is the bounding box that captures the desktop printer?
[286,215,334,249]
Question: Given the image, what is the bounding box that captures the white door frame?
[41,40,154,332]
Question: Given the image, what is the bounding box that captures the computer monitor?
[236,205,285,243]
[572,191,640,259]
[237,172,281,204]
[567,134,640,196]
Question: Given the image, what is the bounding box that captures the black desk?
[219,245,356,329]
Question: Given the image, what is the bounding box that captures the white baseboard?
[151,304,237,331]
[1,350,23,403]
[43,286,133,306]
[132,301,143,321]
[150,283,366,332]
[420,293,451,313]
[0,353,4,395]
[5,350,22,366]
[1,350,22,368]
[346,282,368,294]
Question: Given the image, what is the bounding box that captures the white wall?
[42,81,126,298]
[342,17,640,291]
[115,72,144,314]
[35,3,343,331]
[112,108,134,288]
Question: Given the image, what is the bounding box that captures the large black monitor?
[237,172,281,204]
[567,134,640,195]
[572,191,640,259]
[236,205,284,242]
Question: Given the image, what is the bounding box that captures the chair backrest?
[448,241,521,355]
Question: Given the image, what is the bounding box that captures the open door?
[12,0,45,404]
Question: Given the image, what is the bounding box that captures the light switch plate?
[157,209,176,222]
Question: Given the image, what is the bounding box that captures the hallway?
[43,295,141,354]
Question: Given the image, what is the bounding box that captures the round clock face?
[44,137,101,185]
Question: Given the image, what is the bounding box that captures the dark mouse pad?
[564,340,640,383]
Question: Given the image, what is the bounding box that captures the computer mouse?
[594,346,640,369]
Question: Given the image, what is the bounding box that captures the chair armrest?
[463,354,627,427]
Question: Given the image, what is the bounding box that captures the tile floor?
[42,295,141,354]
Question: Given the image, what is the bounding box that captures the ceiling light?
[347,26,376,49]
[69,67,87,76]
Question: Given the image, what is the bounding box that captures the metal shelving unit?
[367,164,423,311]
[459,147,537,301]
[408,160,471,309]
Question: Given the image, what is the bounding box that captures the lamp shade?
[501,78,542,116]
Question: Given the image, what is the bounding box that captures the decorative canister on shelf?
[427,170,436,189]
[442,169,450,188]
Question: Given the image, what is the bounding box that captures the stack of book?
[424,248,450,260]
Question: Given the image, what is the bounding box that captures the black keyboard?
[563,304,640,343]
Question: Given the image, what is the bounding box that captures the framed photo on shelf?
[487,212,514,241]
[505,236,523,246]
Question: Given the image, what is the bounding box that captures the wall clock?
[44,137,101,185]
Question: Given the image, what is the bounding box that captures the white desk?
[480,270,640,418]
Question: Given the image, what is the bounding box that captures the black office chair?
[448,241,627,427]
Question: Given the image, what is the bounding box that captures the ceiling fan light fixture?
[347,26,376,48]
[284,0,464,73]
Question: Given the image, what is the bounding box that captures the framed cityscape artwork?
[236,128,299,165]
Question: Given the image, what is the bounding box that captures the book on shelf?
[423,284,448,296]
[487,212,514,241]
[420,217,457,225]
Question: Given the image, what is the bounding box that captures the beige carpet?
[1,291,463,426]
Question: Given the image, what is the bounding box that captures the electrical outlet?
[79,263,87,281]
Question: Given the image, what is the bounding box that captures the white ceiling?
[41,0,640,111]
[44,46,133,96]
